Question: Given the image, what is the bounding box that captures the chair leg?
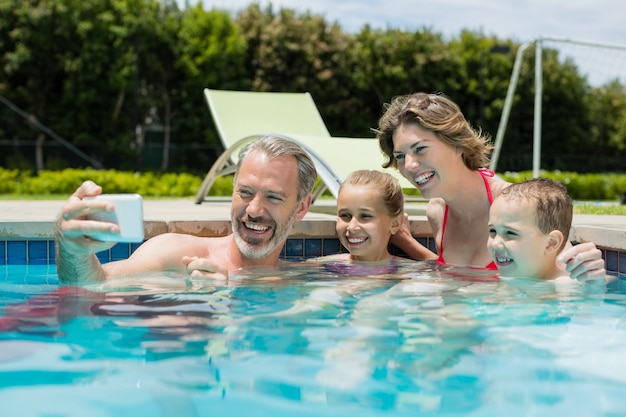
[311,184,328,204]
[194,136,260,204]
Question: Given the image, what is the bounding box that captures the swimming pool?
[1,262,625,417]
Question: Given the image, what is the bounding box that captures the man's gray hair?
[235,135,317,201]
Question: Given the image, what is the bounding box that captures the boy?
[487,178,572,279]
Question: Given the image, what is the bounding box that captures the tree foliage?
[0,0,624,174]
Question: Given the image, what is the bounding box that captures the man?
[55,136,317,283]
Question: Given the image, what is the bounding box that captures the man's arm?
[55,228,108,284]
[55,181,119,284]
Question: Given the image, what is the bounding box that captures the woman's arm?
[389,213,437,261]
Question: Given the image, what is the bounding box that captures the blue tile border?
[606,250,618,273]
[28,241,48,264]
[1,239,624,274]
[285,238,304,258]
[322,239,343,256]
[7,241,27,265]
[304,239,323,258]
[111,243,133,261]
[0,238,355,264]
[619,252,626,275]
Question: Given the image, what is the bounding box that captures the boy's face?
[487,197,553,278]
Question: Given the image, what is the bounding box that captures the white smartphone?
[85,194,144,243]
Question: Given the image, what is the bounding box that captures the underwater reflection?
[1,262,624,416]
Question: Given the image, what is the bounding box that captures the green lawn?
[573,202,626,215]
[0,194,67,201]
[1,194,625,215]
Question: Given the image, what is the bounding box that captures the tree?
[235,5,362,135]
[586,80,626,170]
[344,26,456,136]
[125,0,182,171]
[1,1,624,174]
[172,4,248,171]
[0,0,145,169]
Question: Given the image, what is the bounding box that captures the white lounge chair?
[195,88,414,204]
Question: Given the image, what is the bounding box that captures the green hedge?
[1,168,625,200]
[1,168,212,197]
[499,171,626,201]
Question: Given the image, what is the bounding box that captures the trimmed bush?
[2,167,626,200]
[499,170,625,201]
[4,168,206,197]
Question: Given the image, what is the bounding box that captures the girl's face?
[336,185,401,262]
[392,123,460,199]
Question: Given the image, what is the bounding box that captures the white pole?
[490,42,532,172]
[533,39,543,178]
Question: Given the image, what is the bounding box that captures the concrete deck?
[1,198,625,251]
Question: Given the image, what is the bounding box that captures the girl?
[313,170,413,273]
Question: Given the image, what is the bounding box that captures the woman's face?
[391,123,460,199]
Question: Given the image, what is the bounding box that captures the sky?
[184,0,626,43]
[180,0,626,85]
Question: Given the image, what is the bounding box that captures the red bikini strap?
[478,168,495,204]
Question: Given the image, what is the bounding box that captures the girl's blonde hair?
[341,170,404,217]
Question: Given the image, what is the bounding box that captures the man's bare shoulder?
[104,232,232,277]
[136,233,230,256]
[148,232,228,241]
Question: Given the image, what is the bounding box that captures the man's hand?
[557,241,606,281]
[182,256,228,280]
[56,181,120,255]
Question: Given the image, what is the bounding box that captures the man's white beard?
[233,210,298,260]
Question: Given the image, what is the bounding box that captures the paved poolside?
[1,198,625,246]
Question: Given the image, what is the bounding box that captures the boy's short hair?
[500,178,573,251]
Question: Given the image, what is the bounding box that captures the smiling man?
[55,136,316,283]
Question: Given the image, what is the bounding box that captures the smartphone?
[85,194,144,243]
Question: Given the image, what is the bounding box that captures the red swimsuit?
[436,169,498,270]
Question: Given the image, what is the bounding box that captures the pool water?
[1,263,625,417]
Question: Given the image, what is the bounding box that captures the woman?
[374,92,605,280]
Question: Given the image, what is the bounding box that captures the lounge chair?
[195,88,414,204]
